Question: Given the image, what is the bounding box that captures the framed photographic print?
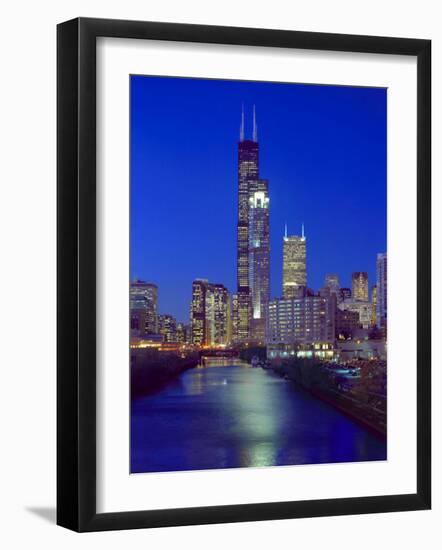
[57,17,431,532]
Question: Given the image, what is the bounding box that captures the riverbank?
[131,349,198,398]
[131,363,386,473]
[267,358,386,439]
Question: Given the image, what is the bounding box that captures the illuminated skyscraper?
[206,283,231,346]
[371,285,377,326]
[249,180,270,342]
[176,322,190,344]
[352,272,369,302]
[282,225,307,299]
[236,105,269,341]
[231,293,238,341]
[190,279,208,346]
[129,280,158,334]
[158,314,177,342]
[376,253,387,330]
[190,279,231,346]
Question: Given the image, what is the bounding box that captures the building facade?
[338,287,352,303]
[190,279,231,346]
[336,308,360,339]
[371,285,377,326]
[158,314,177,343]
[338,298,373,329]
[352,271,369,302]
[176,322,190,345]
[376,253,387,330]
[129,280,158,335]
[248,181,270,342]
[267,294,335,346]
[324,273,340,296]
[282,227,307,299]
[190,279,207,346]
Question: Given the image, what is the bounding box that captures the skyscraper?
[129,280,158,334]
[249,180,270,341]
[206,283,231,346]
[282,225,307,299]
[190,279,207,346]
[236,105,269,341]
[190,279,231,346]
[371,285,377,326]
[158,314,177,342]
[376,253,387,330]
[352,272,369,302]
[325,273,340,295]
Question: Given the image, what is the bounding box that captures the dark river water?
[131,364,386,473]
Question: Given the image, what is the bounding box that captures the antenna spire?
[302,223,305,238]
[240,103,245,142]
[284,222,287,240]
[253,104,258,142]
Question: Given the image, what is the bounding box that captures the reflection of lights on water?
[239,443,277,468]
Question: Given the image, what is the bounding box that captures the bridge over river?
[198,348,240,365]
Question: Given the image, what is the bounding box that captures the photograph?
[129,75,388,474]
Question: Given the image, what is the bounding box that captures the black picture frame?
[57,17,431,532]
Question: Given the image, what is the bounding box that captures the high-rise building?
[282,225,307,299]
[235,105,269,341]
[376,253,387,330]
[231,293,238,342]
[371,285,377,326]
[176,322,190,345]
[249,180,270,341]
[190,279,207,346]
[352,272,369,302]
[338,287,352,303]
[267,294,335,345]
[129,280,158,334]
[325,273,340,295]
[158,314,177,343]
[190,279,231,346]
[207,283,231,346]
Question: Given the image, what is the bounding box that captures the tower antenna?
[253,104,258,142]
[240,103,245,141]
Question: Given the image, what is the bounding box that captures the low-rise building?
[338,299,373,329]
[267,293,335,358]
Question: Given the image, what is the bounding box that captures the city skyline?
[130,76,387,322]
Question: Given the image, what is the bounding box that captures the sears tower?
[235,106,270,342]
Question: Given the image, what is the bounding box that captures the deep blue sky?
[131,76,386,323]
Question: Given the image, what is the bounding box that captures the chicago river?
[131,364,386,473]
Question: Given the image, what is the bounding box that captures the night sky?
[130,75,386,323]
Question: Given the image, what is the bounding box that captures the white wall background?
[0,0,439,548]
